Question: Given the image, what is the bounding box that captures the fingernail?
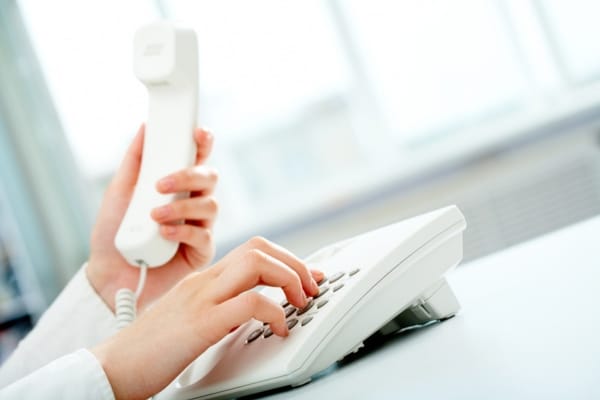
[311,279,319,295]
[153,205,170,219]
[200,127,212,139]
[157,177,174,191]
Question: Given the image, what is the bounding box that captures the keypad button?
[349,268,360,277]
[264,327,274,338]
[280,299,289,308]
[314,285,329,299]
[328,271,345,284]
[317,276,327,286]
[333,283,344,292]
[301,316,313,326]
[317,299,328,309]
[287,318,299,330]
[284,306,296,318]
[296,299,315,316]
[246,328,263,344]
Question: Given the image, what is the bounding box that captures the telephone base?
[290,378,312,388]
[378,277,459,335]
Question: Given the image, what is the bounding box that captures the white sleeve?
[0,348,115,400]
[0,264,117,387]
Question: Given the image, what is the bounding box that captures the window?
[17,0,600,241]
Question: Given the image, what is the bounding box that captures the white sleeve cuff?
[0,349,115,400]
[0,264,117,387]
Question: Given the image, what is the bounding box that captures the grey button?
[246,328,263,344]
[317,299,328,309]
[296,299,315,316]
[280,299,289,308]
[284,306,296,318]
[333,283,344,292]
[287,318,299,330]
[301,316,313,326]
[317,276,327,286]
[328,271,345,284]
[314,286,329,299]
[264,327,274,338]
[349,268,360,277]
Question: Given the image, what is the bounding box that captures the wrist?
[86,259,119,312]
[92,339,138,400]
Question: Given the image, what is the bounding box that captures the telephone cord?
[115,261,148,330]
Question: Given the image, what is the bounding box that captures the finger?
[246,237,319,297]
[151,196,218,226]
[112,124,145,190]
[195,128,214,165]
[214,292,288,338]
[160,224,212,254]
[156,165,218,195]
[310,269,325,283]
[214,249,307,308]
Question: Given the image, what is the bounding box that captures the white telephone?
[157,205,467,400]
[115,21,198,268]
[112,21,198,329]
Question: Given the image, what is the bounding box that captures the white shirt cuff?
[1,349,114,399]
[0,264,117,387]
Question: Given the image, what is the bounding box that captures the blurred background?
[1,0,600,361]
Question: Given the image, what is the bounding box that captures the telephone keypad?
[246,267,359,345]
[246,328,264,344]
[314,286,329,299]
[328,272,345,284]
[284,306,296,318]
[296,299,315,316]
[332,283,344,292]
[287,318,299,330]
[263,327,274,338]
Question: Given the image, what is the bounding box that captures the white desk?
[259,216,600,399]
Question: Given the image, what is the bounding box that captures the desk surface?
[259,216,600,399]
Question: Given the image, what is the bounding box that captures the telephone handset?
[115,21,199,268]
[157,206,467,400]
[111,22,198,329]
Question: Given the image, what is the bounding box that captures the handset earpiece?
[115,21,199,268]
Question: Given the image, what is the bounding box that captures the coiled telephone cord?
[115,261,148,330]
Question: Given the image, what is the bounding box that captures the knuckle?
[248,236,268,249]
[201,227,212,240]
[244,248,264,267]
[206,196,219,215]
[185,167,196,180]
[207,168,219,183]
[288,273,302,289]
[198,228,213,245]
[242,291,262,311]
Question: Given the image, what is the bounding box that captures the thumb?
[195,128,214,165]
[112,124,145,191]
